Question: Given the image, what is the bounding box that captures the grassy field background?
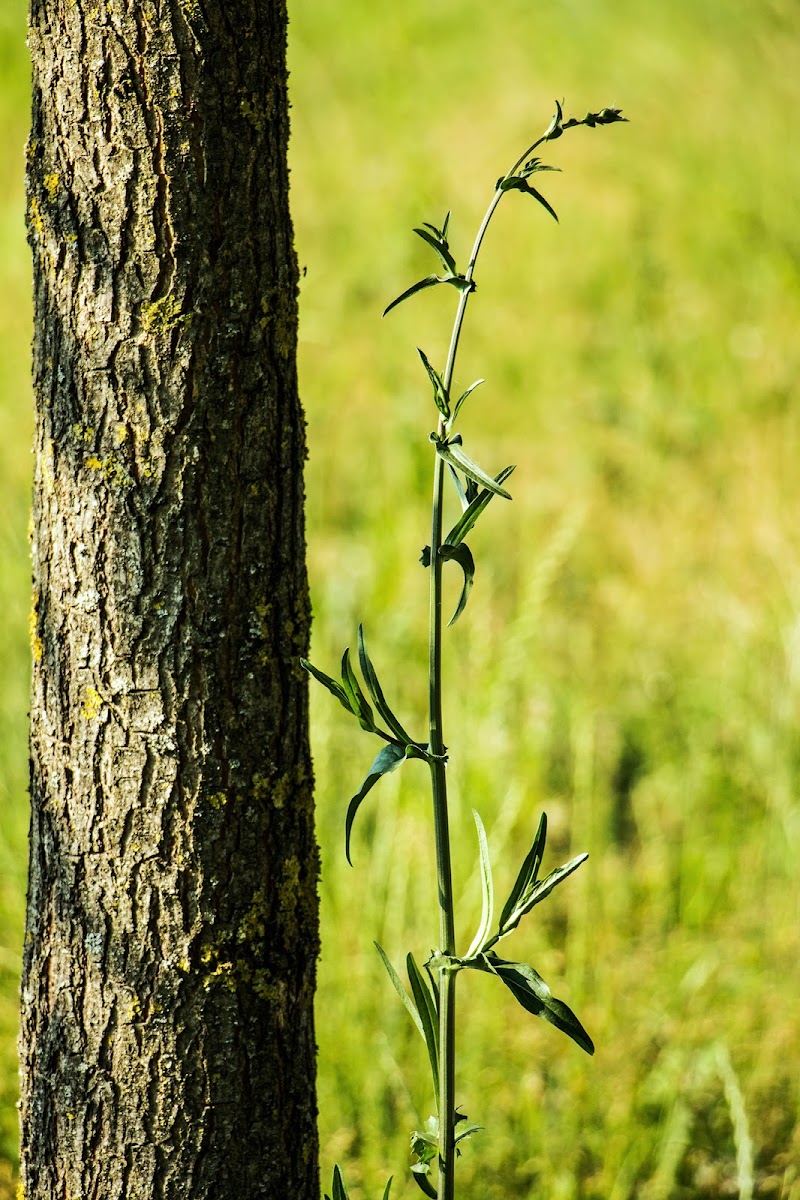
[2,0,800,1197]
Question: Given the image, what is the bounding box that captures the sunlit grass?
[0,0,799,1196]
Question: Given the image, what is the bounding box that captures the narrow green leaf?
[340,647,375,732]
[450,378,484,425]
[499,176,559,221]
[436,439,513,498]
[446,463,470,512]
[407,953,440,1109]
[515,852,589,920]
[357,624,415,745]
[498,811,548,936]
[414,226,457,275]
[300,658,353,713]
[381,1178,393,1200]
[525,183,559,223]
[331,1165,349,1200]
[383,274,443,317]
[439,542,475,626]
[520,157,560,177]
[383,272,473,318]
[375,942,425,1040]
[484,952,594,1055]
[466,810,494,957]
[418,348,451,419]
[443,465,516,547]
[345,744,405,864]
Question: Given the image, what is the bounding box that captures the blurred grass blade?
[498,811,548,936]
[407,952,440,1108]
[483,952,594,1055]
[345,744,405,864]
[375,942,425,1040]
[340,647,376,732]
[439,542,475,626]
[357,624,415,744]
[443,465,516,547]
[466,809,494,957]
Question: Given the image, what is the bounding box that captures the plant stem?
[429,180,509,1200]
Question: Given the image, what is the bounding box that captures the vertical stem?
[428,132,558,1187]
[429,439,457,1200]
[428,184,506,1200]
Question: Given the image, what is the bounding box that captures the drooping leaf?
[411,1165,438,1199]
[435,438,513,498]
[497,811,548,936]
[418,348,451,419]
[414,226,457,275]
[345,744,405,864]
[439,542,475,626]
[465,810,494,958]
[450,378,485,426]
[357,624,415,745]
[522,183,560,223]
[482,952,594,1055]
[375,942,425,1041]
[500,176,559,222]
[382,274,444,317]
[340,648,376,732]
[407,953,440,1108]
[443,465,516,547]
[383,273,474,318]
[300,658,353,714]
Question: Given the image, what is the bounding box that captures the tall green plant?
[305,101,627,1200]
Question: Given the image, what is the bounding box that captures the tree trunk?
[20,1,319,1197]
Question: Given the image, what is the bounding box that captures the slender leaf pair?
[301,626,425,863]
[383,212,475,318]
[456,810,593,1055]
[376,945,440,1108]
[466,810,588,957]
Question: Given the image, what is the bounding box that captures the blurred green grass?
[3,0,800,1196]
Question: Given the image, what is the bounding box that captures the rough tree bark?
[20,1,319,1196]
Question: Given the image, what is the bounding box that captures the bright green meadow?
[2,1,800,1197]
